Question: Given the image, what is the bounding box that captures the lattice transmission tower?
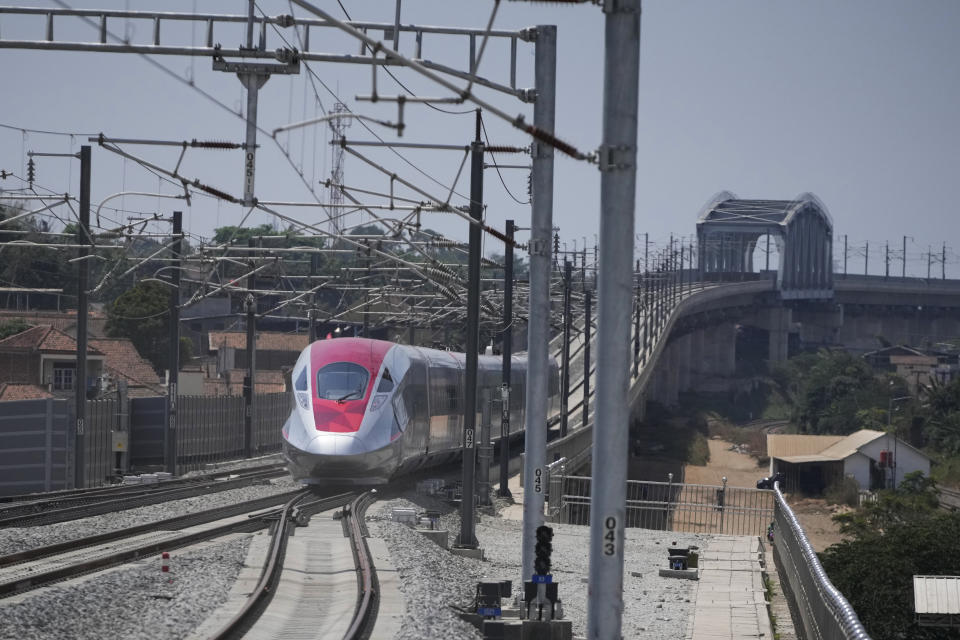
[327,102,351,236]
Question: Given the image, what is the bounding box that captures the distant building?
[88,337,164,397]
[0,325,105,399]
[207,330,309,372]
[0,325,164,399]
[203,369,287,396]
[0,308,107,338]
[864,345,960,393]
[0,382,54,402]
[180,297,231,354]
[768,429,931,493]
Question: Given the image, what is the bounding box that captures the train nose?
[305,434,367,455]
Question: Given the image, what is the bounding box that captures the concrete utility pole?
[902,235,907,278]
[74,145,91,489]
[844,234,848,278]
[244,237,257,459]
[166,210,182,475]
[560,259,572,437]
[457,110,484,549]
[522,23,556,584]
[499,219,515,498]
[583,289,592,427]
[308,254,318,343]
[588,1,641,638]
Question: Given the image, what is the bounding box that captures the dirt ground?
[683,439,766,487]
[684,438,845,552]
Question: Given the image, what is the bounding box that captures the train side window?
[392,383,410,432]
[294,367,308,392]
[446,385,459,413]
[377,368,394,392]
[316,362,370,401]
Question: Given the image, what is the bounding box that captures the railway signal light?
[534,525,553,576]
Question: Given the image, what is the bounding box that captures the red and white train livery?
[282,337,559,485]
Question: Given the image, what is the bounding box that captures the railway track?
[0,464,288,528]
[940,486,960,511]
[209,491,379,640]
[0,488,353,598]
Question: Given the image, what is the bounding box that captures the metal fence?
[176,394,245,472]
[773,483,871,640]
[174,393,287,473]
[129,395,167,469]
[84,396,117,488]
[0,398,72,496]
[253,392,288,454]
[547,474,775,537]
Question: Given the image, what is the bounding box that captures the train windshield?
[316,362,370,402]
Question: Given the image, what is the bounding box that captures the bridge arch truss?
[696,192,833,299]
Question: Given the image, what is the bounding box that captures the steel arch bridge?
[696,192,833,300]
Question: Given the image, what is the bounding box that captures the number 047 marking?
[602,516,618,556]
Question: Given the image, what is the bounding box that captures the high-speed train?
[282,337,559,485]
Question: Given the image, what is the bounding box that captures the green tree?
[104,280,169,372]
[822,476,959,640]
[211,224,276,246]
[832,471,940,538]
[920,377,960,456]
[774,350,900,435]
[0,202,73,307]
[0,319,31,340]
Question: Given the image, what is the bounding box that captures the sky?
[1,1,959,276]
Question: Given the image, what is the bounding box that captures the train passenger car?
[282,337,559,485]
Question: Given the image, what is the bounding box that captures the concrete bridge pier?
[675,332,693,395]
[766,306,791,365]
[688,328,705,389]
[715,322,737,377]
[666,340,681,405]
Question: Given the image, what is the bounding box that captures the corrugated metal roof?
[914,576,960,614]
[776,454,847,464]
[767,434,844,459]
[818,429,886,460]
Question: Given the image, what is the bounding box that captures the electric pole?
[74,145,91,489]
[499,219,514,498]
[166,210,182,475]
[457,110,484,549]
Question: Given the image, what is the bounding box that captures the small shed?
[914,575,960,628]
[768,429,931,493]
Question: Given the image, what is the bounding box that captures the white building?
[768,429,931,493]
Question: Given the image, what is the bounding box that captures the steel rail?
[0,463,285,507]
[344,490,380,640]
[0,489,348,598]
[209,490,358,640]
[0,488,310,570]
[0,467,287,528]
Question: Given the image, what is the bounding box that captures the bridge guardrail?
[773,482,871,640]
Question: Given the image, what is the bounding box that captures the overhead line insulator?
[191,140,242,150]
[485,145,528,154]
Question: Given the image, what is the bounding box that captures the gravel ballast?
[0,476,300,557]
[370,495,713,639]
[0,536,251,640]
[0,468,717,639]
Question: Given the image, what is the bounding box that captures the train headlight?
[296,391,310,410]
[370,393,389,411]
